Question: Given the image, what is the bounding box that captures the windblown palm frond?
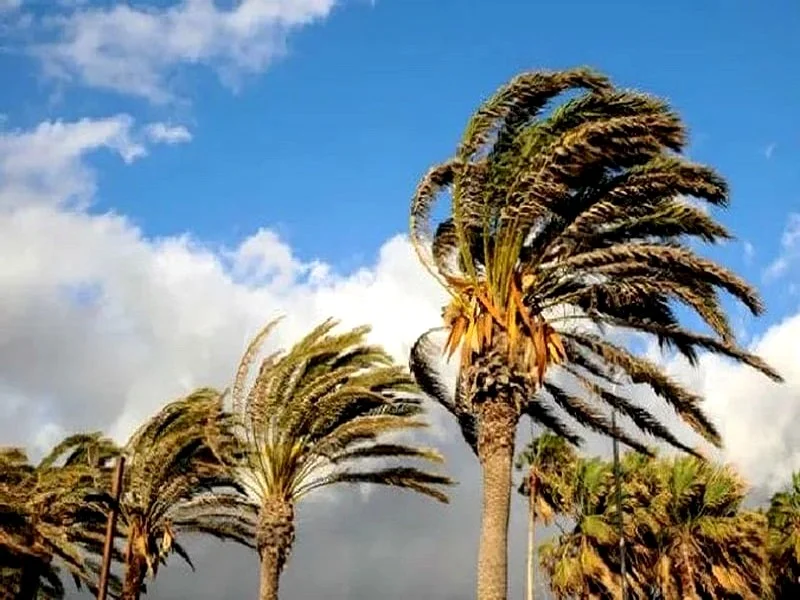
[117,387,257,600]
[0,434,119,600]
[409,65,781,456]
[232,317,453,506]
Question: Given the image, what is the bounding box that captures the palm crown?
[410,66,781,453]
[0,434,117,599]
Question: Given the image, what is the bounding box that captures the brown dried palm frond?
[0,434,120,599]
[117,387,258,586]
[231,317,453,505]
[409,65,781,455]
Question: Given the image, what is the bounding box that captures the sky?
[1,0,799,598]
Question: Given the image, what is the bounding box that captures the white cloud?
[36,0,339,102]
[0,116,190,210]
[764,142,777,159]
[764,212,800,282]
[144,122,192,144]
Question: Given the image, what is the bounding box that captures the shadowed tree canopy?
[0,434,119,600]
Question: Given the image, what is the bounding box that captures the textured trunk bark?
[476,398,517,600]
[258,550,281,600]
[121,554,146,600]
[677,541,699,600]
[256,499,295,600]
[526,478,537,600]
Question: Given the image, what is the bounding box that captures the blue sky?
[3,0,799,295]
[2,2,800,598]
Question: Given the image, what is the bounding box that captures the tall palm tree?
[766,472,800,598]
[408,66,781,600]
[649,456,767,600]
[231,317,452,600]
[116,387,256,600]
[0,434,118,599]
[515,433,578,600]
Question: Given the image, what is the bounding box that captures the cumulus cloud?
[1,116,799,598]
[36,0,339,102]
[0,116,192,210]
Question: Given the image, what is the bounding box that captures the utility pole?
[611,409,628,600]
[97,455,125,600]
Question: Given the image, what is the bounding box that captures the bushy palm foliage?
[409,65,779,600]
[766,473,800,598]
[0,434,118,599]
[540,453,767,599]
[116,387,256,600]
[231,317,452,600]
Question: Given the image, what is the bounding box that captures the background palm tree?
[115,387,256,600]
[538,457,624,599]
[766,472,800,598]
[648,456,767,600]
[231,317,452,600]
[408,66,780,600]
[515,433,578,600]
[0,434,118,599]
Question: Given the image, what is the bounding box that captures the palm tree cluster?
[1,319,452,600]
[0,67,790,599]
[517,433,800,600]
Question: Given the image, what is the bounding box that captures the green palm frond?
[232,317,453,506]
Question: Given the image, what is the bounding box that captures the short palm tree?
[766,472,800,597]
[515,433,578,600]
[231,317,452,600]
[408,66,781,600]
[649,456,767,600]
[538,457,626,599]
[0,434,118,599]
[116,387,256,600]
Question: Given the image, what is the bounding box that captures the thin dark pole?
[611,409,628,600]
[97,455,125,600]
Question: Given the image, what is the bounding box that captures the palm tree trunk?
[476,397,517,600]
[121,554,146,600]
[526,479,537,600]
[677,541,699,600]
[256,498,295,600]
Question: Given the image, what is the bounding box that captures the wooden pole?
[97,455,125,600]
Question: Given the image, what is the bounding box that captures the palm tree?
[408,66,781,600]
[648,456,767,600]
[766,472,800,598]
[538,457,629,599]
[0,434,118,599]
[515,433,578,600]
[231,317,453,600]
[116,387,256,600]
